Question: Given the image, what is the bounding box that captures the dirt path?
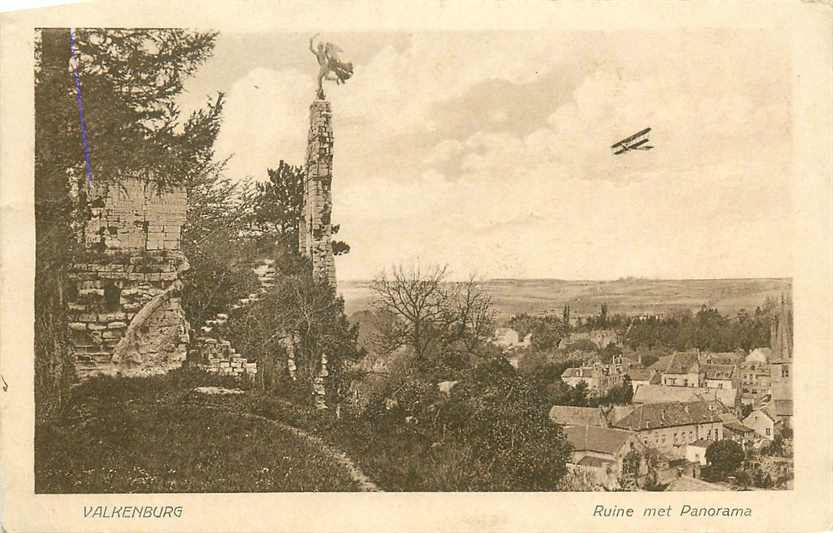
[194,402,381,492]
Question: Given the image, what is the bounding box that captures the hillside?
[342,278,791,320]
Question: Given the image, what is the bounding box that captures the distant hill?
[341,278,791,321]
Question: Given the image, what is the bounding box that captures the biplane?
[611,127,653,155]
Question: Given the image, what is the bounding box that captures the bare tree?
[370,264,451,360]
[447,275,495,352]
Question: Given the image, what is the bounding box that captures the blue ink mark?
[69,28,92,186]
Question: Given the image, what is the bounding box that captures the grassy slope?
[34,374,359,493]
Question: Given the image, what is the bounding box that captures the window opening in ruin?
[103,284,121,312]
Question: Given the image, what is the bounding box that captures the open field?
[341,278,791,320]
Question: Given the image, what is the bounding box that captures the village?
[490,296,794,491]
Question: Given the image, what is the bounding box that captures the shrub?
[734,469,752,488]
[706,440,745,479]
[437,358,572,490]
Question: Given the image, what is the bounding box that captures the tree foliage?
[364,356,573,490]
[248,160,304,252]
[706,439,745,479]
[508,313,568,352]
[225,253,364,406]
[180,174,261,328]
[440,358,572,490]
[624,304,774,352]
[246,160,350,256]
[37,29,223,191]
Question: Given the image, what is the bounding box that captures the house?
[626,367,654,390]
[648,354,673,373]
[701,364,738,390]
[611,400,724,457]
[559,331,593,349]
[745,347,772,364]
[549,405,608,428]
[743,408,782,440]
[772,399,793,430]
[562,366,598,389]
[493,327,531,350]
[658,351,701,387]
[561,363,626,396]
[740,360,771,406]
[699,351,745,366]
[719,413,756,443]
[564,425,648,488]
[559,329,621,351]
[685,439,712,465]
[631,384,738,411]
[605,404,635,426]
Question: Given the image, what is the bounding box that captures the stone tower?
[299,99,337,289]
[769,294,793,361]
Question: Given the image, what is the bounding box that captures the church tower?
[769,293,792,401]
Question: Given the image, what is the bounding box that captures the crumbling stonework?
[299,99,337,289]
[186,258,278,379]
[189,337,257,378]
[66,177,189,380]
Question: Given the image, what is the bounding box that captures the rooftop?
[702,364,736,380]
[612,400,723,432]
[564,425,638,455]
[632,384,737,407]
[577,455,615,468]
[549,406,606,428]
[562,367,596,379]
[627,367,653,381]
[663,352,700,375]
[719,413,755,434]
[700,351,744,365]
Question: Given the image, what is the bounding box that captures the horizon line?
[338,276,793,284]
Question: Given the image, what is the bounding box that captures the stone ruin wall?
[66,177,189,380]
[299,99,337,289]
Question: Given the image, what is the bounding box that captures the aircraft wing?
[627,138,650,150]
[611,127,651,149]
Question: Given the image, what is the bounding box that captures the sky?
[177,30,793,282]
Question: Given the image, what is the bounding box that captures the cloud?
[187,31,792,281]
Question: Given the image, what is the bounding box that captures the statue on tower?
[310,34,354,100]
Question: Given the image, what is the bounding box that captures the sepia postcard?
[1,1,832,532]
